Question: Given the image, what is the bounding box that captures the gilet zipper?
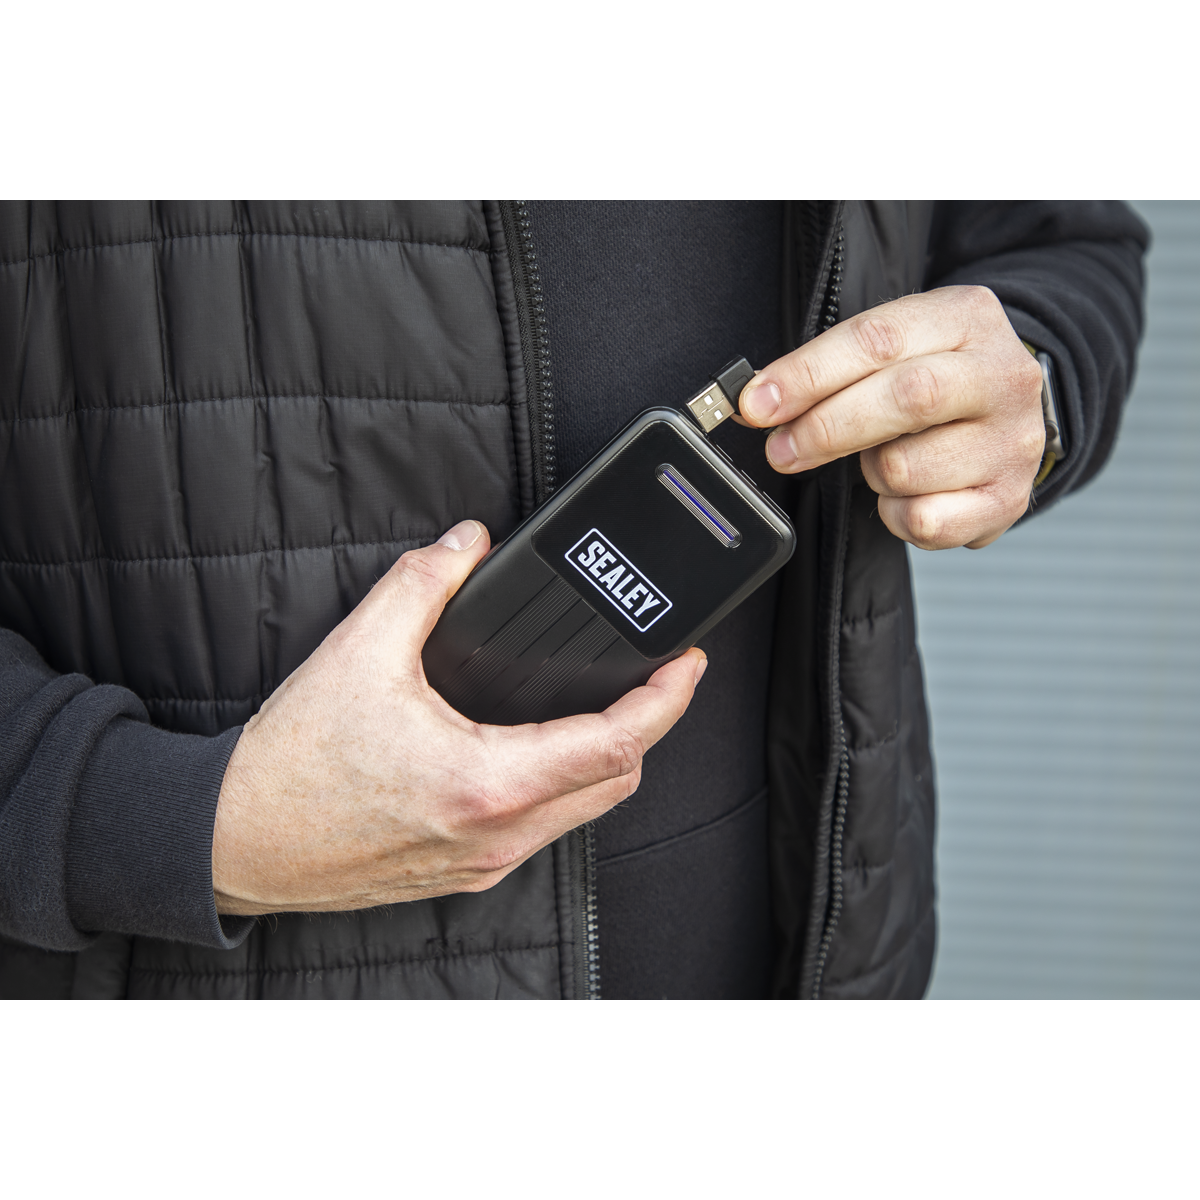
[498,201,600,1000]
[810,740,850,996]
[809,207,850,1000]
[499,201,558,502]
[820,218,845,334]
[498,201,846,1000]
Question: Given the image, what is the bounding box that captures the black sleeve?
[924,201,1149,513]
[0,628,254,952]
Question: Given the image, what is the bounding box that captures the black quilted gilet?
[0,201,585,997]
[0,200,949,998]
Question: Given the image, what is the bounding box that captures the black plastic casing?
[423,407,795,725]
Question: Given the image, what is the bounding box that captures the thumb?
[379,520,491,658]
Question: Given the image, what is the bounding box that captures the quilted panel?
[0,201,521,734]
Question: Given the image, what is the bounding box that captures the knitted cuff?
[66,718,254,950]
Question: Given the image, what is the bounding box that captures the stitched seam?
[820,901,935,992]
[0,230,491,269]
[845,728,900,755]
[843,859,896,875]
[0,535,427,569]
[840,785,927,873]
[143,693,265,705]
[841,605,903,632]
[0,392,512,427]
[128,940,560,981]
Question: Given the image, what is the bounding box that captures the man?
[0,201,1146,998]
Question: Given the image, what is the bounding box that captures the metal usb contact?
[684,356,756,435]
[686,383,735,433]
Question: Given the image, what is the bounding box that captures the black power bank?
[423,371,796,725]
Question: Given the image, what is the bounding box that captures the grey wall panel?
[912,201,1200,998]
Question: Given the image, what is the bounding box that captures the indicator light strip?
[656,464,741,549]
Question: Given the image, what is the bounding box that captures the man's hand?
[738,285,1046,550]
[212,520,705,915]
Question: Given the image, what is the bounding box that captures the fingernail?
[693,655,708,686]
[437,520,482,551]
[742,381,781,424]
[766,430,798,470]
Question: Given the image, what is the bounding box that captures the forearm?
[0,629,253,951]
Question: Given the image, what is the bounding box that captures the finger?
[373,520,491,658]
[739,287,994,428]
[861,418,1037,498]
[402,651,704,901]
[481,648,707,806]
[602,647,707,756]
[878,482,1032,551]
[764,351,988,474]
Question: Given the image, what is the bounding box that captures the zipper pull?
[684,356,755,434]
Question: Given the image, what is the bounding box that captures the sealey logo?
[565,528,673,633]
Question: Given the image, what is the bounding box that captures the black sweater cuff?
[66,719,254,950]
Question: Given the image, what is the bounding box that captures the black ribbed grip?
[488,616,619,725]
[438,575,578,712]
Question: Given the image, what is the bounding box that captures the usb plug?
[685,356,755,435]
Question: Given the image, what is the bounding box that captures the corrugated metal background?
[913,201,1200,998]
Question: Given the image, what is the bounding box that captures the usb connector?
[685,356,756,435]
[687,383,735,433]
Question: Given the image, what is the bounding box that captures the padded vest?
[0,201,935,998]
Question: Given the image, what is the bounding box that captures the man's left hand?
[737,285,1047,550]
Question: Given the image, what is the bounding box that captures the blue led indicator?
[656,464,741,549]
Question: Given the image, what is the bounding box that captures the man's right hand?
[211,520,706,916]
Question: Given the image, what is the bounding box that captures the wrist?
[1023,340,1066,487]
